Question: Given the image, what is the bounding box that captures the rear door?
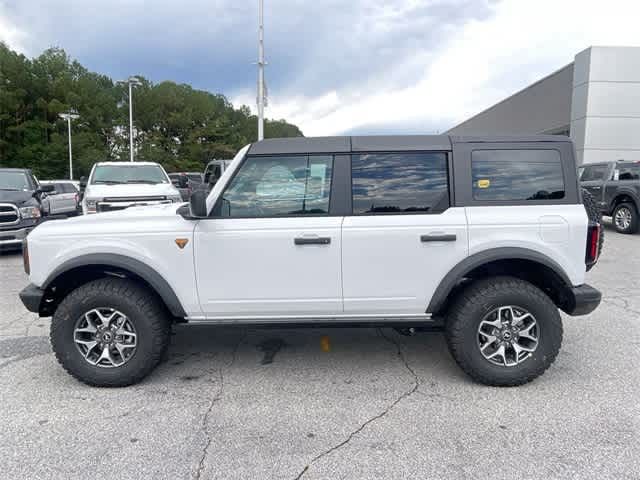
[579,163,611,208]
[341,151,468,315]
[194,153,344,319]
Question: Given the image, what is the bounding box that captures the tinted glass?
[580,164,609,181]
[617,163,640,180]
[217,155,333,217]
[351,153,448,214]
[91,165,169,184]
[472,150,565,201]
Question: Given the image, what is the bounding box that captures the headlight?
[84,198,98,213]
[19,206,41,219]
[169,194,183,203]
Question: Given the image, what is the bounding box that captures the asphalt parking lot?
[1,222,639,480]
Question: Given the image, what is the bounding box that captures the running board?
[184,313,440,327]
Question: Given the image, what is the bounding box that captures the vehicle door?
[606,162,640,210]
[341,151,468,315]
[194,154,343,319]
[580,163,611,208]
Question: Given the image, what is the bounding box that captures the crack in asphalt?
[293,329,419,480]
[601,296,640,317]
[193,331,247,480]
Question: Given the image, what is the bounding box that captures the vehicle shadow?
[151,324,464,386]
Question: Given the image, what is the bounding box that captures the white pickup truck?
[20,135,602,387]
[80,161,182,214]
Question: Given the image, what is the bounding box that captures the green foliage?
[0,43,303,178]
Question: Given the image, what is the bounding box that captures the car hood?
[84,183,181,199]
[0,189,35,206]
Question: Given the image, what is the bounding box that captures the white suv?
[19,135,603,387]
[80,161,182,214]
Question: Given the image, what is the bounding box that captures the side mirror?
[79,176,87,190]
[189,189,208,218]
[40,184,55,193]
[178,176,189,188]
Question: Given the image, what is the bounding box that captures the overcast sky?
[1,0,639,136]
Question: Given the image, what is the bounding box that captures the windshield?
[0,171,31,191]
[91,165,169,185]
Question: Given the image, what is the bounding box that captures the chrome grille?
[0,203,19,226]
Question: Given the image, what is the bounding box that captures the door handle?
[421,234,457,242]
[294,237,331,245]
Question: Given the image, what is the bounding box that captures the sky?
[1,0,639,136]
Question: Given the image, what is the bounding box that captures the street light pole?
[119,76,142,162]
[59,112,79,180]
[257,0,265,141]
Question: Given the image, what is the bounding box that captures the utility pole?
[119,76,142,161]
[59,111,79,180]
[257,0,265,141]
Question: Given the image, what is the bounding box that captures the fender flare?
[610,188,640,213]
[426,247,573,314]
[43,253,187,317]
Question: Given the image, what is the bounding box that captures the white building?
[447,46,640,165]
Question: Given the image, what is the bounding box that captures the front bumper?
[563,284,602,316]
[0,226,34,249]
[19,283,45,314]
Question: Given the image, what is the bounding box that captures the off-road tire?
[50,277,171,387]
[581,188,605,264]
[445,276,562,387]
[612,202,639,234]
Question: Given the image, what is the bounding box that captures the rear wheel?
[445,276,562,387]
[50,278,171,387]
[612,202,639,234]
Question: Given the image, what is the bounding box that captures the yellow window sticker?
[477,179,490,188]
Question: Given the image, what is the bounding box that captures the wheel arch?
[610,190,640,214]
[40,253,187,318]
[427,248,574,315]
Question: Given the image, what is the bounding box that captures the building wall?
[572,46,640,164]
[447,64,574,136]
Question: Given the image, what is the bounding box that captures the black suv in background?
[580,160,640,234]
[0,168,53,251]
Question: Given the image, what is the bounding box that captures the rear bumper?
[19,283,44,314]
[562,284,602,316]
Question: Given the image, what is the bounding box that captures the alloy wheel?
[73,308,138,368]
[477,305,539,367]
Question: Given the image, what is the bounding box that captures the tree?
[0,43,303,178]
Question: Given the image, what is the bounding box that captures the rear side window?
[616,163,640,180]
[351,153,449,214]
[472,150,565,201]
[580,164,609,181]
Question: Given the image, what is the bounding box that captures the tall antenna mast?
[257,0,265,141]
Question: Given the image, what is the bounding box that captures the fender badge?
[175,238,189,249]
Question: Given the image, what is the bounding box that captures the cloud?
[2,0,640,136]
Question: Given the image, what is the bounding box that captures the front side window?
[215,155,333,217]
[580,164,609,182]
[472,150,565,201]
[351,152,449,214]
[91,165,169,185]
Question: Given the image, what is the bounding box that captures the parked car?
[20,135,602,387]
[203,159,232,189]
[168,172,203,201]
[0,168,54,251]
[40,180,80,216]
[80,162,183,214]
[579,160,640,233]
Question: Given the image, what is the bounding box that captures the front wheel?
[445,276,562,387]
[50,278,171,387]
[612,202,639,234]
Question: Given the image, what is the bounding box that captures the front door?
[194,154,343,319]
[341,151,468,315]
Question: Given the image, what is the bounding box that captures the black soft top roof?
[247,134,571,155]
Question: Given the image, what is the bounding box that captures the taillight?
[585,222,601,267]
[23,239,30,275]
